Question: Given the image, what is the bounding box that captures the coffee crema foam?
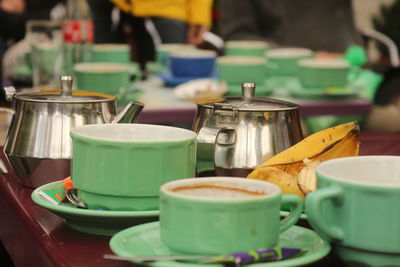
[170,184,267,199]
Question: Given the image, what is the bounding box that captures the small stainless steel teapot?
[192,82,303,177]
[2,76,144,187]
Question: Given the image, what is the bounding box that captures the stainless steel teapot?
[2,76,144,187]
[192,82,303,177]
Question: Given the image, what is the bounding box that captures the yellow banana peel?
[258,121,359,167]
[248,121,360,196]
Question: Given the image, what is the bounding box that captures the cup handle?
[279,194,303,232]
[305,186,344,241]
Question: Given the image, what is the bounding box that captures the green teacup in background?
[306,156,400,254]
[265,47,313,77]
[74,62,139,95]
[225,40,269,57]
[298,58,350,89]
[217,56,268,96]
[70,124,197,211]
[91,43,131,63]
[160,177,303,254]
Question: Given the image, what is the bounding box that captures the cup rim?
[70,124,197,143]
[266,48,313,58]
[92,43,130,51]
[217,56,267,65]
[161,177,281,202]
[170,50,217,58]
[316,156,400,188]
[226,40,268,48]
[298,58,349,69]
[74,62,133,73]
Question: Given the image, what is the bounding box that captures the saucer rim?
[31,181,160,218]
[110,221,331,267]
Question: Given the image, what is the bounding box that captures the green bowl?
[70,124,197,211]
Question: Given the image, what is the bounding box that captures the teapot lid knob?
[242,82,256,99]
[60,76,73,97]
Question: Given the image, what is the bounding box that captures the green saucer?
[334,244,400,267]
[285,79,359,100]
[32,182,159,236]
[225,81,274,97]
[110,221,330,267]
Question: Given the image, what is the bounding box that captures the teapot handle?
[197,126,236,161]
[196,126,226,161]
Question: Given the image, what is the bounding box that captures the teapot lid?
[15,76,116,103]
[196,82,298,111]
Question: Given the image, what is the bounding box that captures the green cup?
[160,177,303,254]
[91,43,130,63]
[306,156,400,254]
[217,56,268,86]
[265,48,313,76]
[155,43,196,68]
[298,58,350,89]
[70,124,197,211]
[225,40,269,56]
[74,62,139,95]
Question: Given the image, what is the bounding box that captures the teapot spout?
[112,101,144,123]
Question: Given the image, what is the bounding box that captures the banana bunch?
[247,122,360,199]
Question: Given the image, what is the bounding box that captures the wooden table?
[2,132,400,266]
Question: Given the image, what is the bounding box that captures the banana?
[297,132,360,193]
[297,159,319,194]
[248,166,305,199]
[258,121,359,167]
[248,121,360,196]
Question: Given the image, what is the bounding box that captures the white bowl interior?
[162,177,280,200]
[217,56,267,65]
[298,58,349,69]
[266,48,313,58]
[74,63,130,73]
[71,124,197,142]
[317,156,400,186]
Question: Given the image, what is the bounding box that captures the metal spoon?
[66,188,87,209]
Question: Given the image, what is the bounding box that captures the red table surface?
[1,132,400,267]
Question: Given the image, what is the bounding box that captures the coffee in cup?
[160,177,303,254]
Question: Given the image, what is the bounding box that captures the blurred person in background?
[96,0,213,75]
[110,0,213,45]
[217,0,362,56]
